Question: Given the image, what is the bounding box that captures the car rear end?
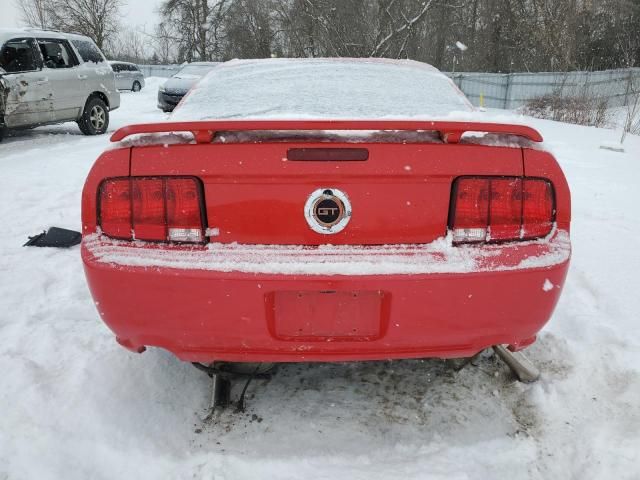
[82,119,570,362]
[82,59,571,363]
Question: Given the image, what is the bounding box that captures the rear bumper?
[82,232,571,362]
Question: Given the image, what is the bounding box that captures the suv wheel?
[132,81,142,92]
[78,96,109,135]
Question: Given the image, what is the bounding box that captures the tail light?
[98,177,206,243]
[450,176,554,244]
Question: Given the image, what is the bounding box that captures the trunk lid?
[130,139,523,245]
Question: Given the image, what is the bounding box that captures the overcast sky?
[0,0,163,30]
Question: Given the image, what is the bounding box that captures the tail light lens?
[132,178,165,240]
[98,177,205,243]
[489,178,523,241]
[166,178,205,242]
[450,176,554,244]
[99,179,132,239]
[450,178,489,243]
[522,179,554,238]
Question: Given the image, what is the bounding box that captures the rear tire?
[132,81,142,92]
[78,96,109,136]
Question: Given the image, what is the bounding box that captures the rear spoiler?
[110,120,543,144]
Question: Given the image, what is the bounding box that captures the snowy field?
[0,78,639,480]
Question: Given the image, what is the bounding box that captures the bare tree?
[621,75,640,144]
[152,22,178,64]
[159,0,230,61]
[16,0,640,71]
[106,27,149,63]
[150,0,639,71]
[59,0,121,48]
[15,0,54,29]
[16,0,122,50]
[371,0,436,58]
[223,0,274,59]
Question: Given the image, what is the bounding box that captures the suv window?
[0,38,39,73]
[111,63,122,72]
[71,39,105,64]
[38,39,79,69]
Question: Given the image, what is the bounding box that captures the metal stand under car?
[492,344,541,383]
[194,346,540,418]
[193,363,275,416]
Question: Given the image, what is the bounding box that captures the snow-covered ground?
[1,78,639,480]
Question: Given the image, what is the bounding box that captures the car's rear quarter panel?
[524,148,571,229]
[82,147,129,231]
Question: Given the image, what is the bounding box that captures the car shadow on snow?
[0,123,88,146]
[186,333,573,456]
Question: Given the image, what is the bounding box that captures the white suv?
[0,28,120,141]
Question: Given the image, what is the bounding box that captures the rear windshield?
[173,59,473,121]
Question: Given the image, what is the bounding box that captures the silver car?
[109,61,145,92]
[0,28,120,141]
[157,62,219,112]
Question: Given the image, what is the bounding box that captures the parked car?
[157,61,218,112]
[0,28,119,141]
[82,59,571,373]
[109,61,145,92]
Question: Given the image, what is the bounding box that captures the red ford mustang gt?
[81,59,571,367]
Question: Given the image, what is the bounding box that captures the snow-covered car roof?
[0,28,94,45]
[172,58,474,121]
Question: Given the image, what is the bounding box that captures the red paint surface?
[82,121,570,362]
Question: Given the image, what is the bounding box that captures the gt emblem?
[317,207,339,216]
[304,188,352,234]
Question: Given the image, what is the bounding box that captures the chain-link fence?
[447,68,640,109]
[138,64,181,78]
[138,64,640,110]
